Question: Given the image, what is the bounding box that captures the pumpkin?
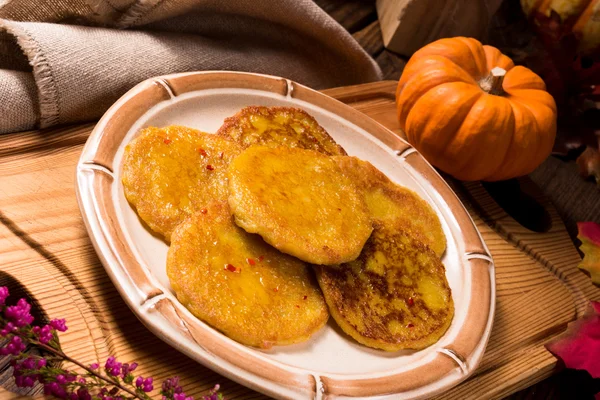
[396,37,557,181]
[521,0,600,55]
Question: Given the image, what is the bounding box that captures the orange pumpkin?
[396,37,557,181]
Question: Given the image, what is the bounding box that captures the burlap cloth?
[0,0,383,134]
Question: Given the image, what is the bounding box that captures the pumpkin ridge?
[506,95,556,173]
[405,82,483,169]
[483,45,515,72]
[455,37,488,79]
[397,57,477,128]
[502,65,547,91]
[417,37,482,78]
[506,90,557,116]
[480,102,521,181]
[449,95,515,180]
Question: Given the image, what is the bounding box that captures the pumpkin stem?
[479,67,506,96]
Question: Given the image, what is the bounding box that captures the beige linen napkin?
[0,0,382,134]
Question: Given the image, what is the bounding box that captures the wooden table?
[0,1,598,399]
[315,0,600,398]
[1,80,599,400]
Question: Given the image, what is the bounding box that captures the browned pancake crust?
[316,223,454,351]
[167,201,329,349]
[334,156,446,257]
[217,106,346,155]
[227,146,373,265]
[121,125,242,241]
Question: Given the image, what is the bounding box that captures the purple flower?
[0,335,26,356]
[44,381,68,399]
[0,287,9,306]
[162,376,181,392]
[50,318,68,332]
[201,384,221,400]
[15,375,36,387]
[104,356,122,377]
[76,388,91,400]
[174,393,194,400]
[120,361,137,377]
[143,377,154,392]
[0,321,16,336]
[35,324,54,344]
[4,298,34,327]
[0,288,222,400]
[12,357,45,388]
[136,376,153,392]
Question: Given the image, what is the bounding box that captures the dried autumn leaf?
[577,147,600,185]
[578,222,600,284]
[545,301,600,379]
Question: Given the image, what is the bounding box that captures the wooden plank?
[374,0,500,56]
[313,0,377,33]
[0,81,597,400]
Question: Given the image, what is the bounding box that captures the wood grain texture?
[0,82,597,399]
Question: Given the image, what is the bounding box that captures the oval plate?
[76,71,495,399]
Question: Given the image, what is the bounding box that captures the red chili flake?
[197,148,207,157]
[224,264,237,273]
[246,258,256,266]
[337,208,342,211]
[295,305,300,308]
[219,152,224,159]
[206,164,215,171]
[303,295,307,300]
[407,323,414,328]
[163,138,172,144]
[407,297,414,306]
[200,208,208,214]
[273,287,279,292]
[258,255,265,262]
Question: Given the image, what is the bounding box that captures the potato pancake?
[121,126,242,241]
[316,223,454,351]
[167,202,329,348]
[335,156,446,257]
[217,106,346,156]
[228,146,373,265]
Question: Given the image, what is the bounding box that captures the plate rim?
[75,71,496,399]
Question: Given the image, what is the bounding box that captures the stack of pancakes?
[122,106,454,351]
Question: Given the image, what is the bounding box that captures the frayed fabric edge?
[113,0,163,28]
[0,19,60,128]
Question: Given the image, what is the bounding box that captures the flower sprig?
[0,287,223,400]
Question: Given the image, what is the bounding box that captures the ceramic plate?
[76,71,495,399]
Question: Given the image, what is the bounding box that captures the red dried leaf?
[578,222,600,284]
[577,147,600,185]
[546,301,600,379]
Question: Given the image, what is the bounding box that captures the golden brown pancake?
[167,201,329,349]
[334,156,446,257]
[316,223,454,351]
[121,125,242,241]
[227,146,373,265]
[217,106,346,156]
